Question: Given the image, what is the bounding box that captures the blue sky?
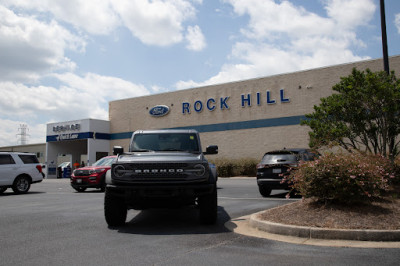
[0,0,399,146]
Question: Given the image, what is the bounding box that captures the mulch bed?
[259,197,400,230]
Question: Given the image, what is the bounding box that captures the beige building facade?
[109,55,400,160]
[2,56,400,172]
[0,143,46,163]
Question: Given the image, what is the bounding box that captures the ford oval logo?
[149,105,170,117]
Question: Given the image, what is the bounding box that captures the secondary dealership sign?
[56,133,79,141]
[53,123,81,132]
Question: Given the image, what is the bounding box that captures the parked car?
[70,156,116,192]
[256,148,318,197]
[0,152,44,194]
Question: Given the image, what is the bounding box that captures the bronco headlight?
[186,164,206,176]
[113,165,126,178]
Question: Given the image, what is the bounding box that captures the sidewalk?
[225,213,400,248]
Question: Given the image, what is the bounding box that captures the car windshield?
[92,157,116,166]
[261,154,297,164]
[132,133,200,152]
[58,162,70,168]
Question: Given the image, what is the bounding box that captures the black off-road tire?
[12,175,31,194]
[104,187,127,227]
[198,186,217,225]
[258,185,272,197]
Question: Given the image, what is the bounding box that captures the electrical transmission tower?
[17,124,30,145]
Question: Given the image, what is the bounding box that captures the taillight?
[36,165,43,173]
[256,164,265,169]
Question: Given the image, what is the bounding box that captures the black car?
[256,148,318,197]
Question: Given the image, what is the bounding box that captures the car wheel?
[104,187,127,227]
[74,187,86,192]
[198,185,217,225]
[258,185,272,197]
[0,186,7,194]
[12,176,31,194]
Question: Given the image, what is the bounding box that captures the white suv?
[0,152,44,194]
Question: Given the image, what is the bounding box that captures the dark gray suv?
[256,148,318,197]
[104,129,219,226]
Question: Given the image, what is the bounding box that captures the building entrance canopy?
[46,119,110,178]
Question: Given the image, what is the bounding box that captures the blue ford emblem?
[149,105,170,117]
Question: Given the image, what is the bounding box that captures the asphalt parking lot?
[1,178,399,266]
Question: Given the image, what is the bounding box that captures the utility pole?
[16,124,29,145]
[380,0,389,73]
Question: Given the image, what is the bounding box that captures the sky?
[1,0,400,146]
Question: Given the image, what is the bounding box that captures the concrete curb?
[250,210,400,242]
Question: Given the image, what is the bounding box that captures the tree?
[302,68,400,160]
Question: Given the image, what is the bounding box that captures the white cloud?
[2,0,204,49]
[0,73,150,127]
[52,72,150,103]
[325,0,376,29]
[1,0,120,35]
[0,6,85,82]
[396,14,400,34]
[176,0,375,89]
[112,0,198,46]
[185,25,206,51]
[227,0,335,40]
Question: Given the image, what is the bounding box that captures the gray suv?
[256,148,318,197]
[104,129,218,226]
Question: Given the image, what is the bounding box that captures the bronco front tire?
[198,186,217,225]
[104,187,127,226]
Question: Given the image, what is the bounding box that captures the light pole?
[380,0,389,73]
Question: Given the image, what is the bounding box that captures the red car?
[70,156,116,192]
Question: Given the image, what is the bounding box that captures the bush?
[286,153,396,204]
[210,158,258,177]
[392,157,400,185]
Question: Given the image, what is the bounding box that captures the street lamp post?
[380,0,390,73]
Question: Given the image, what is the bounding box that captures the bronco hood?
[117,152,204,163]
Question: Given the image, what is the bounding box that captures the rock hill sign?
[181,89,290,114]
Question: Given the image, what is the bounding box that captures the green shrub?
[286,153,395,204]
[210,158,258,177]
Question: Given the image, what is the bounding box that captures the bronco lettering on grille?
[133,169,184,174]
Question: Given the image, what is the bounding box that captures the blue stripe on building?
[109,115,307,140]
[46,132,111,142]
[110,132,133,140]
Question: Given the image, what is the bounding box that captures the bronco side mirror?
[204,145,218,155]
[113,146,124,155]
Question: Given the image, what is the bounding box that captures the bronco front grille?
[113,163,190,180]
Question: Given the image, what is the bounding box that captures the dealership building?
[1,56,400,178]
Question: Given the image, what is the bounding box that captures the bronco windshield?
[132,133,200,152]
